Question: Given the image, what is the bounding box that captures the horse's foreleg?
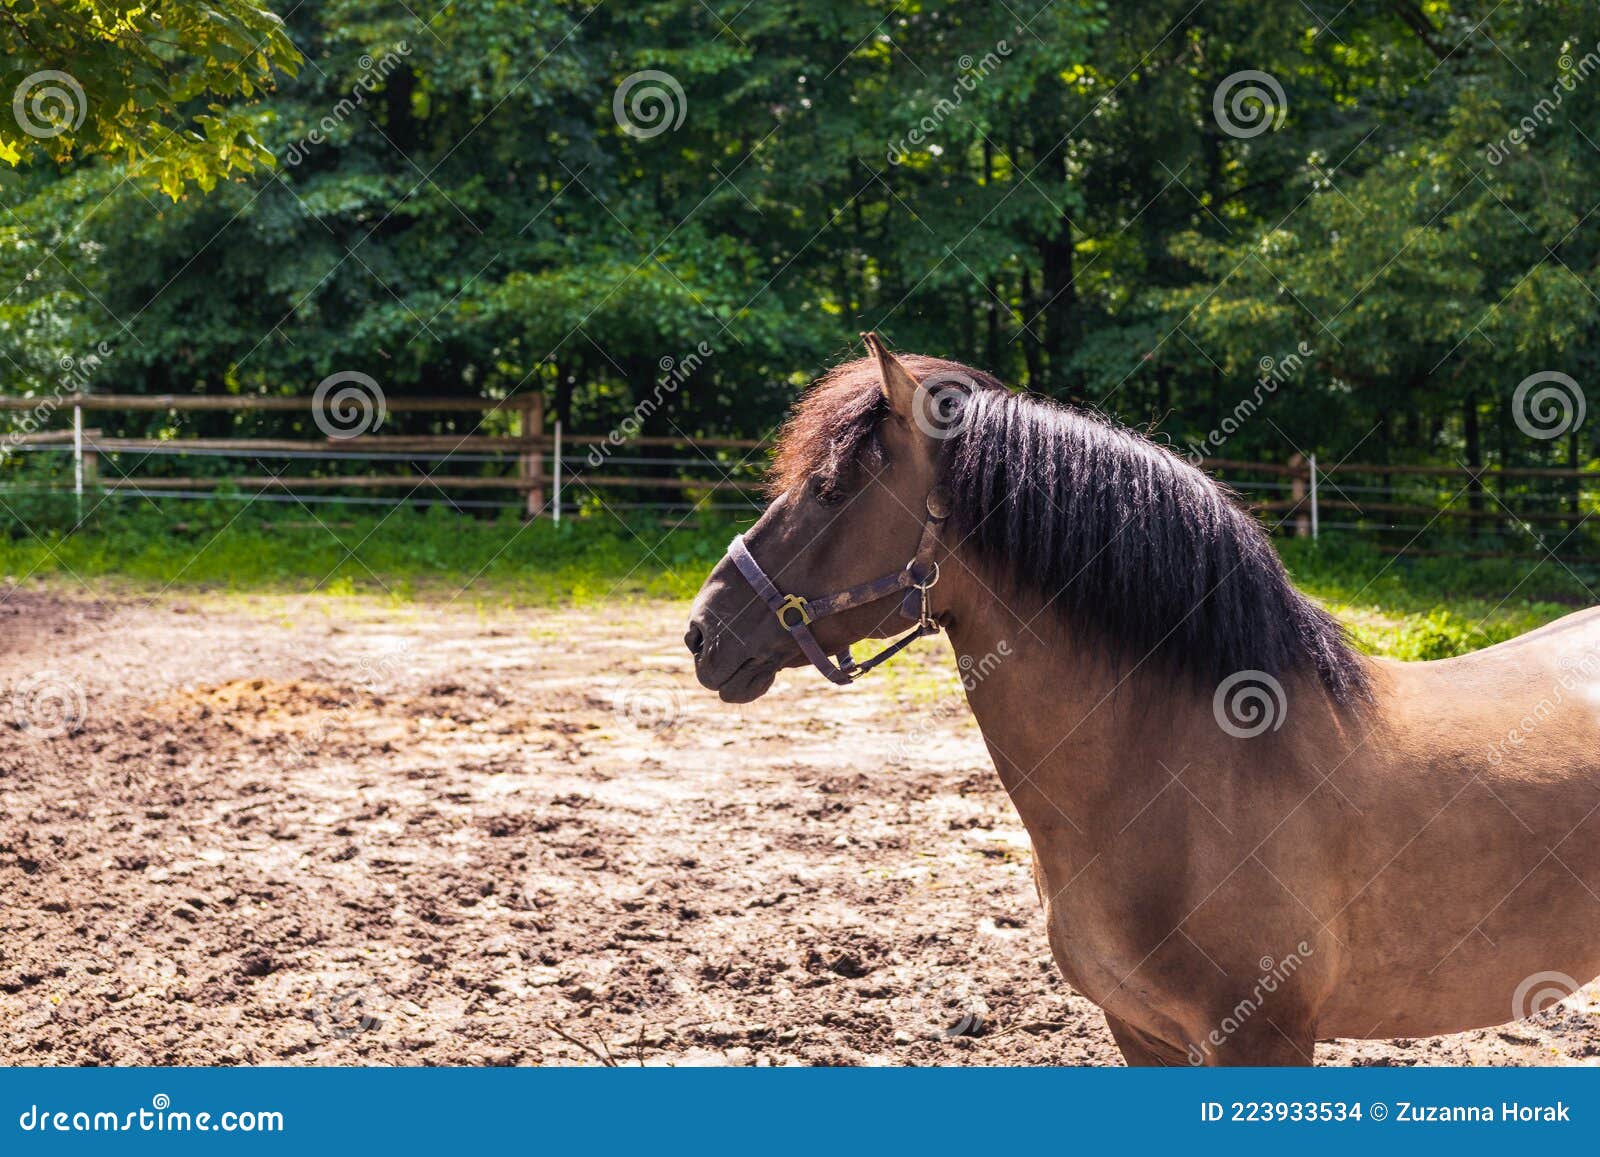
[1103,1012,1188,1067]
[1105,1009,1318,1066]
[1192,1016,1317,1067]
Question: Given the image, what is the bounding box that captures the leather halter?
[725,487,951,685]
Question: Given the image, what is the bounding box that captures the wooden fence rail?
[1,393,776,518]
[6,395,1600,555]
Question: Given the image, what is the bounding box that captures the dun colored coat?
[685,335,1600,1066]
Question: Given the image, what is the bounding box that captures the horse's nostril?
[685,621,705,657]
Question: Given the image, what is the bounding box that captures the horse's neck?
[942,609,1214,842]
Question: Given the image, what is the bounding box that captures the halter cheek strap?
[724,487,950,686]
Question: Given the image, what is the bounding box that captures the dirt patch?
[0,587,1595,1066]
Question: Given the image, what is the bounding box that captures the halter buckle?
[776,593,813,629]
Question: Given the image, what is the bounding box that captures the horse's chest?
[1039,893,1144,1008]
[1036,872,1198,1029]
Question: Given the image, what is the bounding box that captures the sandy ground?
[2,583,1597,1067]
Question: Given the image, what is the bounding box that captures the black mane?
[943,386,1369,703]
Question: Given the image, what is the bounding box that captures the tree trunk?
[1018,266,1043,390]
[1037,150,1076,397]
[983,136,1001,370]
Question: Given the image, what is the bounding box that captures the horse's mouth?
[707,656,777,703]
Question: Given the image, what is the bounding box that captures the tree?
[3,0,1597,498]
[0,0,299,196]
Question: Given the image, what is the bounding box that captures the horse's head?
[685,335,996,702]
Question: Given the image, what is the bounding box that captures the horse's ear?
[861,331,919,418]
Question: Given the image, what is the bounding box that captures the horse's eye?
[813,479,844,506]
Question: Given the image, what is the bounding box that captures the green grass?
[0,495,741,605]
[1277,537,1593,660]
[1,496,1595,661]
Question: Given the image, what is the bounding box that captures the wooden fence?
[4,394,1600,559]
[0,393,768,518]
[1204,452,1600,563]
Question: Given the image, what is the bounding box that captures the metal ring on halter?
[908,559,940,591]
[775,593,812,629]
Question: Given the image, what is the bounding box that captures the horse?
[684,333,1600,1066]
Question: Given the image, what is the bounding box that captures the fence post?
[72,404,84,524]
[1288,453,1309,537]
[1309,453,1319,540]
[518,393,545,519]
[553,420,562,526]
[82,428,99,491]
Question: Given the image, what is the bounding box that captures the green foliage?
[1278,535,1591,659]
[0,499,737,602]
[2,1,1598,521]
[0,0,298,196]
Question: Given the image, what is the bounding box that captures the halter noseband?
[724,487,951,686]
